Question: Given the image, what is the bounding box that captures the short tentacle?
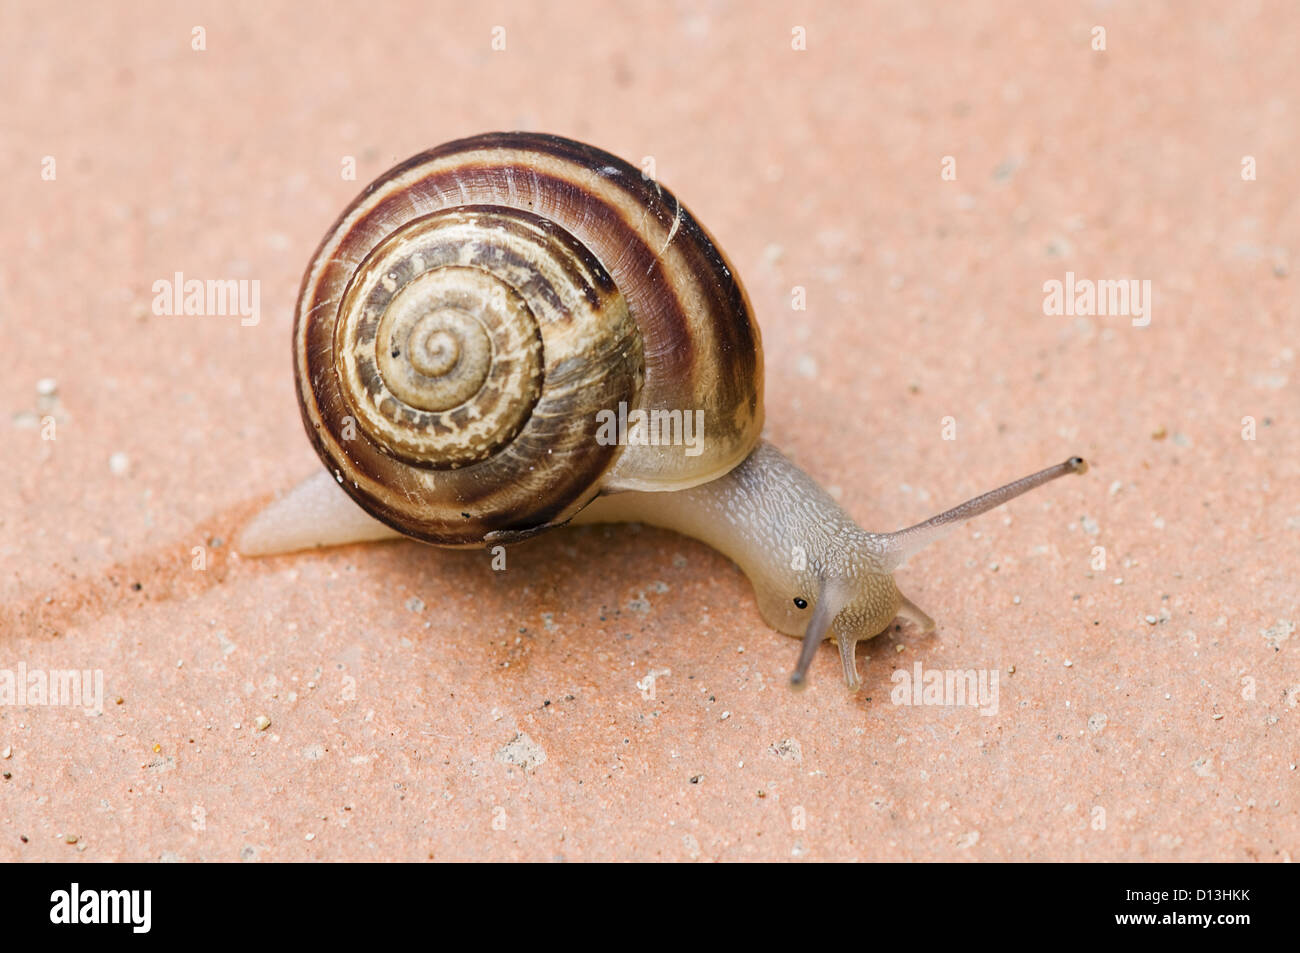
[835,632,863,692]
[895,592,936,635]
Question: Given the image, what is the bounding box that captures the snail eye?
[793,597,808,610]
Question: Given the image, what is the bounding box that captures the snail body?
[239,132,1088,690]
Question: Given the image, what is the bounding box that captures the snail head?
[789,457,1088,691]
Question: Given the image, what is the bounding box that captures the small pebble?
[1063,659,1073,668]
[1012,595,1021,605]
[1145,615,1158,625]
[1007,665,1016,674]
[64,833,79,844]
[254,715,271,732]
[1,746,10,759]
[305,832,316,841]
[109,452,130,476]
[1212,713,1224,720]
[36,378,58,397]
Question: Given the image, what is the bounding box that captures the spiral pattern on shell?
[295,132,764,546]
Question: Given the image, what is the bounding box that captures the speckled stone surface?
[1,1,1296,861]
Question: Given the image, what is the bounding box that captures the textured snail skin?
[574,440,903,691]
[240,131,1089,690]
[239,440,1087,690]
[579,444,1087,690]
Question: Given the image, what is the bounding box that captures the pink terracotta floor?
[2,1,1296,861]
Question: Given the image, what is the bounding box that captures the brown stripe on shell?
[318,134,761,481]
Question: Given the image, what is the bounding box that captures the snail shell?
[297,132,763,546]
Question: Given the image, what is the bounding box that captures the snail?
[238,131,1088,691]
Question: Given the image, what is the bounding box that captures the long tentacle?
[881,457,1087,571]
[790,591,837,689]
